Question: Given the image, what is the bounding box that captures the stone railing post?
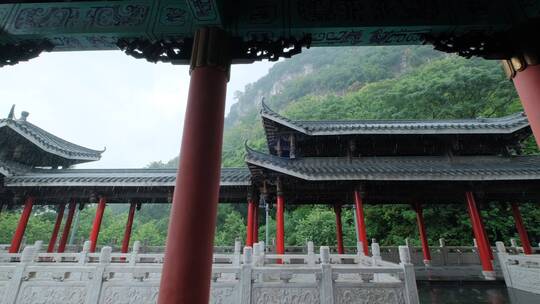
[79,241,91,265]
[258,241,266,266]
[239,247,253,304]
[510,238,519,253]
[233,239,242,266]
[5,245,35,304]
[404,238,414,264]
[253,242,262,266]
[307,241,315,265]
[439,238,447,266]
[510,238,518,248]
[472,238,480,263]
[357,241,364,257]
[129,241,141,266]
[399,246,419,304]
[371,242,381,266]
[496,241,513,288]
[86,246,111,304]
[320,246,334,304]
[32,240,43,261]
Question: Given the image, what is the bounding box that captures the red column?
[354,190,369,256]
[253,203,259,243]
[513,64,540,147]
[89,197,106,253]
[476,205,494,260]
[58,202,76,253]
[121,202,136,253]
[158,28,230,304]
[334,205,344,254]
[276,195,285,255]
[246,199,255,247]
[465,192,494,279]
[47,203,65,253]
[511,203,533,254]
[9,197,34,253]
[414,203,431,264]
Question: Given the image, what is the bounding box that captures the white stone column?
[130,240,141,266]
[233,239,242,266]
[85,246,111,304]
[496,241,513,288]
[4,245,35,304]
[439,238,447,266]
[307,241,315,265]
[319,246,335,304]
[239,247,253,304]
[371,242,381,266]
[399,246,419,304]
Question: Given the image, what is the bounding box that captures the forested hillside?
[2,46,539,250]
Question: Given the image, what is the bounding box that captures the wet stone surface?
[418,283,540,304]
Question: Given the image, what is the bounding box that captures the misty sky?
[0,51,274,168]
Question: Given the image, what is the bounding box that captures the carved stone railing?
[496,241,540,295]
[0,240,419,304]
[2,237,534,265]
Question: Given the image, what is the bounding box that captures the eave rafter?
[0,0,539,66]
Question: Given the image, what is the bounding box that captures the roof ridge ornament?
[7,104,15,119]
[260,98,270,114]
[19,111,29,122]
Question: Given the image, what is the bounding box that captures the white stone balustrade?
[496,241,540,295]
[0,240,419,304]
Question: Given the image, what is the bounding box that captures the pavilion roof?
[0,158,31,177]
[245,147,540,182]
[0,115,103,165]
[4,167,251,187]
[262,102,529,136]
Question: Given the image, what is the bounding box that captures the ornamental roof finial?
[7,104,15,119]
[20,111,29,121]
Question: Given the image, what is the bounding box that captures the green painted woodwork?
[0,0,538,63]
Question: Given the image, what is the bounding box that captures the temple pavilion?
[0,102,538,282]
[2,1,540,302]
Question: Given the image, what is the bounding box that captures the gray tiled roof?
[0,158,31,177]
[0,118,103,162]
[261,102,529,135]
[4,168,251,187]
[245,148,540,181]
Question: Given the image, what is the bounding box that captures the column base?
[482,270,496,281]
[423,259,432,267]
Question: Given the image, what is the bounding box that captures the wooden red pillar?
[121,202,137,253]
[507,58,540,148]
[276,195,285,255]
[511,203,533,254]
[58,202,76,253]
[465,192,495,279]
[414,203,431,265]
[47,203,65,253]
[354,190,369,255]
[158,27,230,304]
[89,197,106,253]
[253,203,259,243]
[9,197,34,253]
[334,205,344,254]
[246,199,255,247]
[476,205,494,260]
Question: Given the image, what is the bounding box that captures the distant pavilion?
[0,103,538,281]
